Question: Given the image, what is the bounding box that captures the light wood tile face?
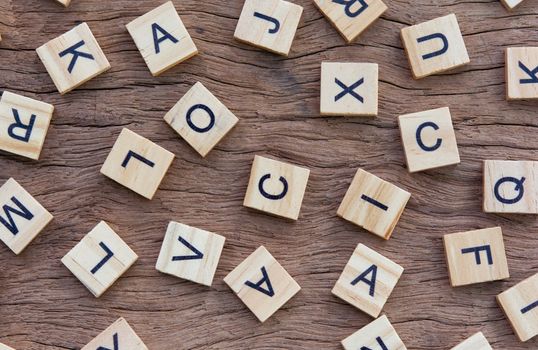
[61,221,138,297]
[320,62,378,116]
[341,315,407,350]
[337,168,410,239]
[497,273,538,342]
[100,128,175,200]
[0,91,54,160]
[156,221,226,286]
[36,22,110,94]
[450,332,492,350]
[164,82,238,157]
[234,0,303,56]
[126,1,198,76]
[81,317,148,350]
[223,246,301,322]
[483,160,538,214]
[398,106,460,172]
[0,343,15,350]
[506,47,538,100]
[313,0,387,43]
[332,244,404,317]
[500,0,524,10]
[443,227,509,287]
[401,14,469,79]
[0,178,53,254]
[55,0,71,6]
[243,155,310,220]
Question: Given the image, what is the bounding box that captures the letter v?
[172,236,204,261]
[245,266,275,297]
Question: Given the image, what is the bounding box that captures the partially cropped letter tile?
[224,246,301,322]
[126,1,198,76]
[0,178,53,254]
[506,47,538,100]
[100,128,174,199]
[36,23,110,94]
[342,315,407,350]
[234,0,303,56]
[0,343,15,350]
[401,14,469,79]
[500,0,524,10]
[243,155,310,220]
[450,332,492,350]
[398,107,460,172]
[156,221,226,286]
[497,272,538,342]
[62,221,138,297]
[0,91,54,160]
[483,160,538,214]
[332,244,403,317]
[337,169,410,239]
[164,82,238,157]
[444,227,509,287]
[81,317,148,350]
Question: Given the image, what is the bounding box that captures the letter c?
[416,121,442,152]
[258,174,288,200]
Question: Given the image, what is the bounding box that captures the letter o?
[186,104,215,133]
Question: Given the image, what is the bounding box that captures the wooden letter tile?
[0,178,53,254]
[36,23,110,94]
[0,91,54,160]
[0,343,15,350]
[126,1,198,76]
[100,128,174,200]
[55,0,71,6]
[483,160,538,214]
[156,221,226,286]
[81,317,148,350]
[398,106,460,172]
[497,272,538,342]
[401,14,469,79]
[234,0,303,56]
[243,155,310,220]
[506,47,538,100]
[501,0,524,10]
[313,0,387,43]
[450,332,492,350]
[61,221,138,297]
[337,169,410,239]
[342,315,407,350]
[223,246,301,322]
[320,62,378,117]
[443,227,509,287]
[164,82,238,157]
[332,244,403,317]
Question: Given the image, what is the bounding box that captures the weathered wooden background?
[0,0,537,349]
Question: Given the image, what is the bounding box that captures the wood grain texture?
[0,0,537,349]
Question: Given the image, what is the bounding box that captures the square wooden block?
[398,107,460,172]
[223,246,301,322]
[497,272,538,342]
[501,0,524,10]
[401,14,469,79]
[164,82,238,157]
[443,227,509,287]
[0,91,54,160]
[81,317,148,350]
[100,128,174,200]
[61,221,138,297]
[243,155,310,220]
[126,1,198,76]
[483,160,538,214]
[313,0,387,43]
[156,221,226,286]
[0,178,53,254]
[36,23,110,94]
[342,315,407,350]
[0,343,15,350]
[506,47,538,100]
[450,332,492,350]
[320,62,378,117]
[337,169,410,239]
[56,0,71,6]
[234,0,303,56]
[332,244,403,317]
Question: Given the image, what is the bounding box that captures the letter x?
[335,78,364,103]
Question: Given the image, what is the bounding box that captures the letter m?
[0,197,34,235]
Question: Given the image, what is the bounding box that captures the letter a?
[245,266,275,297]
[97,333,119,350]
[360,336,388,350]
[351,264,378,297]
[152,23,179,54]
